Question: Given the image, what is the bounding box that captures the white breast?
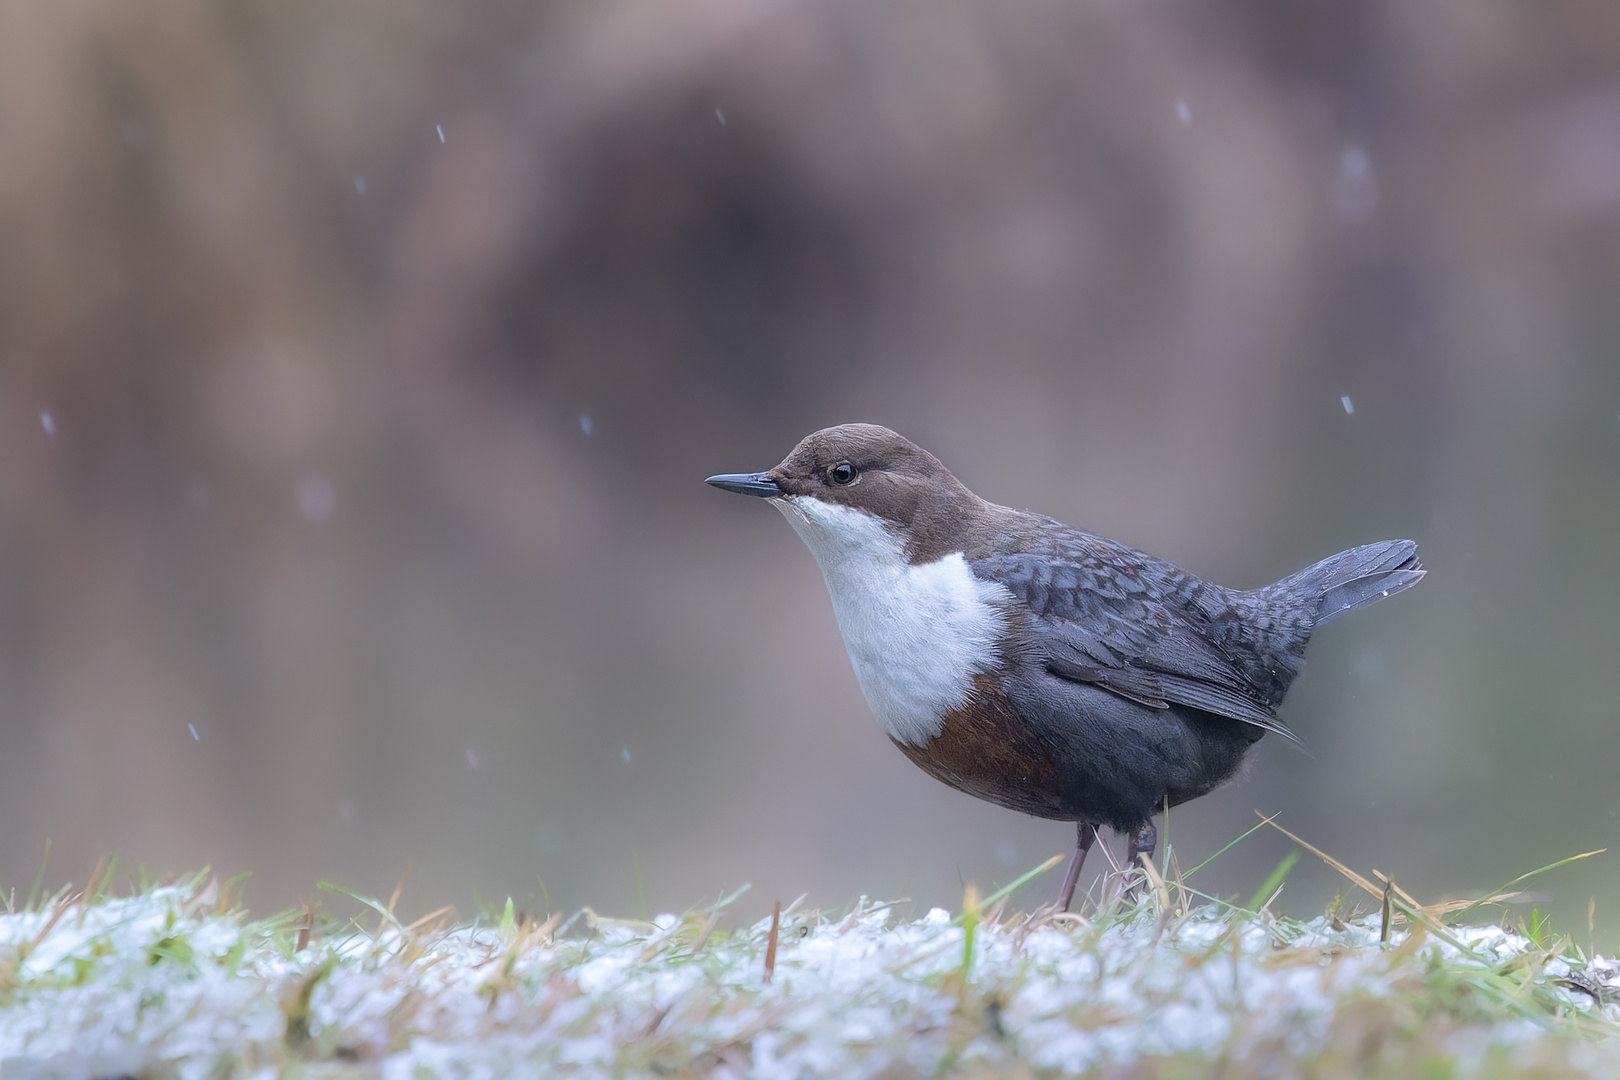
[773,496,1009,746]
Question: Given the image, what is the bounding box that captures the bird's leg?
[1057,822,1098,912]
[1123,819,1158,898]
[1127,819,1157,865]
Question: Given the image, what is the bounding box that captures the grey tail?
[1279,539,1425,627]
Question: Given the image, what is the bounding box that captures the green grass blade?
[1182,817,1271,880]
[1246,851,1299,913]
[696,884,751,915]
[318,881,402,931]
[1449,849,1606,924]
[973,854,1064,914]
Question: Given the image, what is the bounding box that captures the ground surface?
[1,856,1618,1079]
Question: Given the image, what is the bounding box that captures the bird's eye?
[828,462,857,486]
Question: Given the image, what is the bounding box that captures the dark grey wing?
[972,545,1301,744]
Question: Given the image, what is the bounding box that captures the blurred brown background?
[2,0,1619,934]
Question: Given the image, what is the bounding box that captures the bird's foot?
[1119,819,1158,902]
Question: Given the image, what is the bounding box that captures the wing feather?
[973,542,1300,744]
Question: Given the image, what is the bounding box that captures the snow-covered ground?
[1,878,1618,1078]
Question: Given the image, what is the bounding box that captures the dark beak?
[705,472,783,498]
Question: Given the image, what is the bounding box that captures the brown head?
[706,424,990,562]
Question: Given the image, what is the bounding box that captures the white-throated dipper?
[707,424,1424,909]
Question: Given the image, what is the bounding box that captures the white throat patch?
[772,496,1009,746]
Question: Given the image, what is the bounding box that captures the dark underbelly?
[890,675,1263,829]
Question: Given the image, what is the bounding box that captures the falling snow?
[1341,395,1355,415]
[295,474,335,524]
[38,411,53,435]
[1331,145,1379,222]
[1175,100,1191,126]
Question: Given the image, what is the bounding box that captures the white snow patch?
[0,891,1615,1077]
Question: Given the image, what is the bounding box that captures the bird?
[706,423,1424,910]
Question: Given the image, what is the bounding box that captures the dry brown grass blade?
[182,872,216,917]
[388,868,413,919]
[76,859,108,927]
[583,908,658,935]
[535,909,565,938]
[1422,892,1543,916]
[215,874,250,916]
[1259,813,1505,963]
[1372,871,1443,924]
[517,910,563,954]
[1373,871,1421,909]
[396,906,463,965]
[1163,847,1189,919]
[1137,854,1174,942]
[1045,911,1089,929]
[404,905,458,936]
[1139,853,1171,912]
[1015,908,1089,940]
[984,897,1009,927]
[28,898,73,954]
[82,859,107,903]
[1259,814,1382,898]
[764,900,782,984]
[690,910,721,955]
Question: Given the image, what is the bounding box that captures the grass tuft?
[0,830,1616,1077]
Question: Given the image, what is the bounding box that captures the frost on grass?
[1,866,1619,1079]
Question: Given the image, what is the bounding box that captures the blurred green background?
[1,0,1618,935]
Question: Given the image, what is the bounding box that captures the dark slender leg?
[1127,819,1157,867]
[1122,819,1158,898]
[1057,822,1098,912]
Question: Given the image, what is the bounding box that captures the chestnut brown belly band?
[890,675,1071,820]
